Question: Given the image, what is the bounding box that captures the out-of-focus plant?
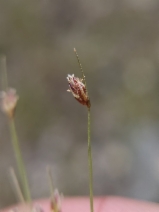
[0,56,31,202]
[47,166,63,212]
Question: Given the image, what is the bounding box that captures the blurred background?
[1,0,159,208]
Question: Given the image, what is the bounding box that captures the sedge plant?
[0,56,31,202]
[66,48,94,212]
[47,166,63,212]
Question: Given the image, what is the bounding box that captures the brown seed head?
[0,88,19,119]
[67,74,90,108]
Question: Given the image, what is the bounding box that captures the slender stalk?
[74,48,94,212]
[9,118,31,202]
[87,107,94,212]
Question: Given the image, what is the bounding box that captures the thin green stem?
[88,107,94,212]
[73,48,94,212]
[9,118,31,202]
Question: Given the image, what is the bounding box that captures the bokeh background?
[1,0,159,208]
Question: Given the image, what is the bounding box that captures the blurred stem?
[88,107,94,212]
[47,166,54,197]
[10,167,25,203]
[47,166,59,212]
[9,118,31,202]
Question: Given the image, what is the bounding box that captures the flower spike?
[67,74,90,108]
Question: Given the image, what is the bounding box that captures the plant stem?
[73,48,94,212]
[88,107,94,212]
[1,56,31,202]
[47,166,54,197]
[9,118,31,202]
[10,167,25,203]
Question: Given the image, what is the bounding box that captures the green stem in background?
[87,107,94,212]
[9,113,31,202]
[1,56,31,202]
[47,166,54,197]
[10,167,25,204]
[47,166,60,212]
